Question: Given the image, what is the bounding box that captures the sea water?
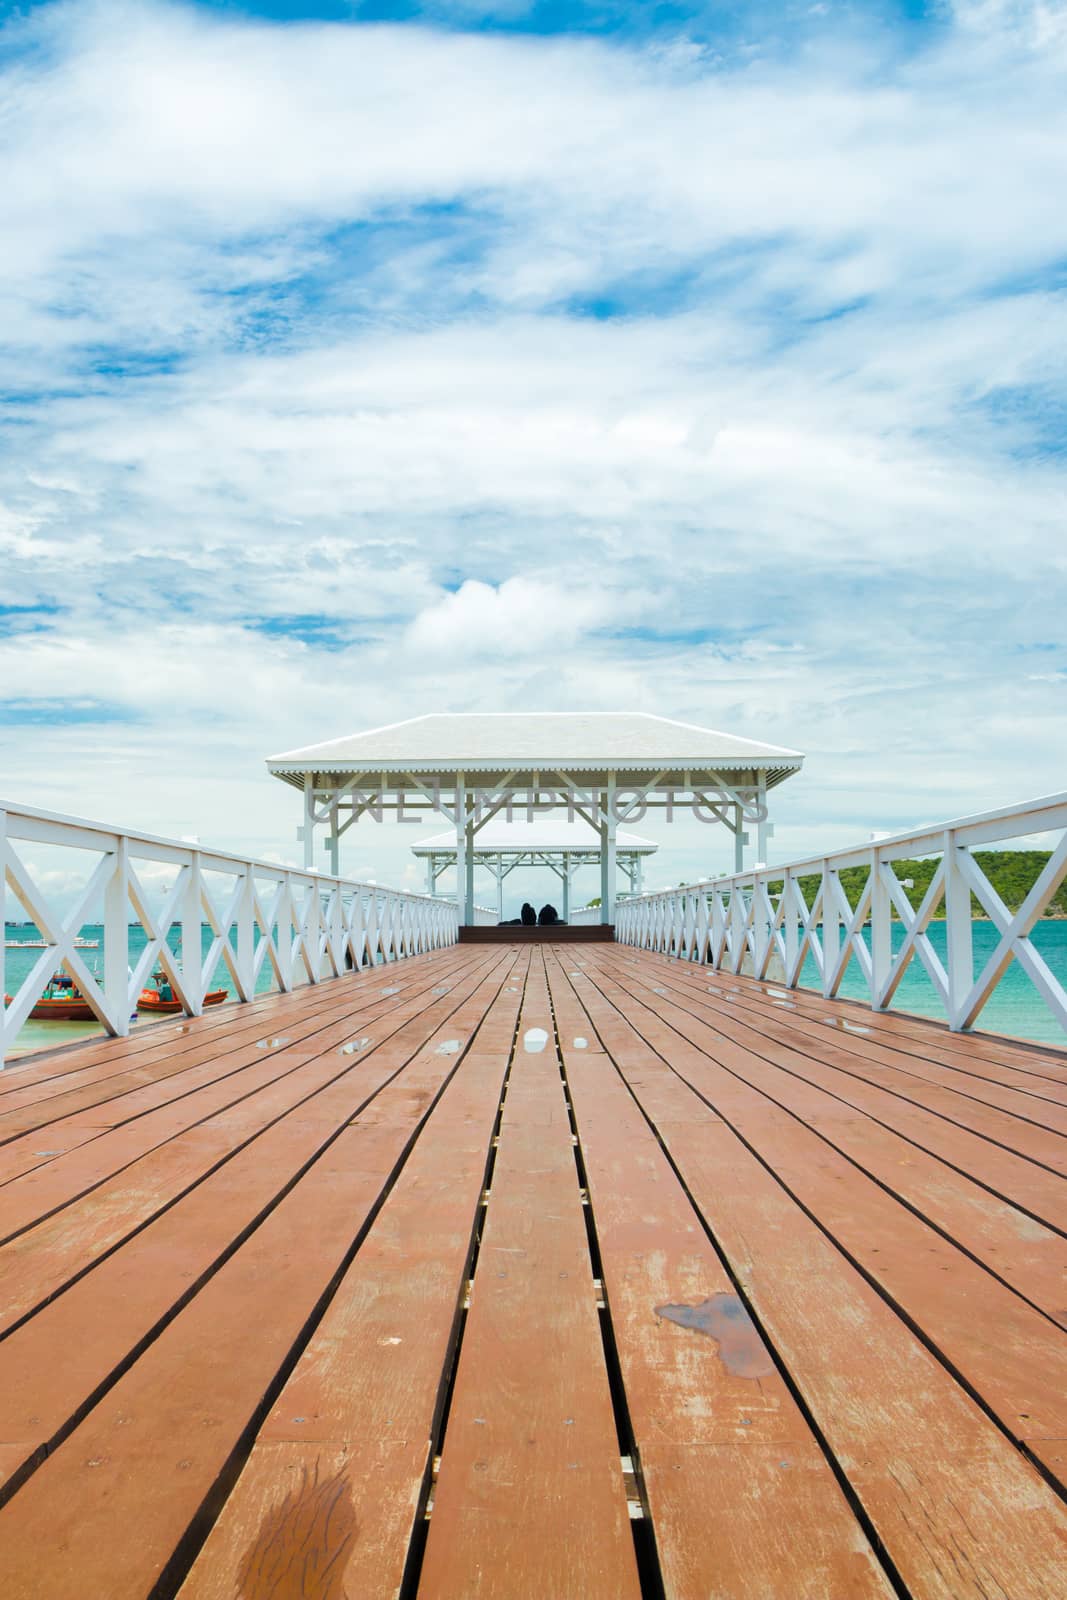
[3,917,1066,1058]
[2,922,280,1058]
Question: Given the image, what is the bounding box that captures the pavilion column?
[496,856,504,922]
[326,800,340,877]
[734,804,745,874]
[464,819,475,926]
[601,775,617,925]
[756,772,770,866]
[562,852,570,922]
[455,776,467,927]
[302,774,315,870]
[425,856,434,897]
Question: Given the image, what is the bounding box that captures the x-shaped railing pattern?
[1,801,458,1067]
[615,792,1067,1039]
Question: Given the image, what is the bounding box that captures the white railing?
[616,793,1067,1036]
[570,906,601,925]
[1,800,459,1068]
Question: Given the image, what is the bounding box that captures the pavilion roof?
[268,712,804,787]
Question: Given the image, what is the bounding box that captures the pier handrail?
[1,799,458,1068]
[615,791,1067,1037]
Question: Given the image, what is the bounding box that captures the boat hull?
[137,988,228,1015]
[25,996,97,1021]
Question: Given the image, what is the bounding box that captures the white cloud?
[0,0,1064,882]
[406,575,620,656]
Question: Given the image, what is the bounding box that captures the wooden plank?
[0,946,482,1140]
[642,966,1067,1169]
[543,951,894,1600]
[665,957,1067,1093]
[662,962,1067,1128]
[418,954,641,1600]
[583,955,1067,1600]
[176,953,529,1600]
[0,943,469,1096]
[560,956,1067,1486]
[0,954,502,1336]
[0,955,520,1503]
[587,954,1067,1330]
[593,950,1067,1235]
[0,948,491,1237]
[0,958,516,1599]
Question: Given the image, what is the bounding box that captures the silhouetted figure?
[520,902,537,926]
[538,903,560,926]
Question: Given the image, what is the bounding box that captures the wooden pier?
[0,941,1065,1599]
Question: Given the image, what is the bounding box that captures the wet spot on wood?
[238,1462,357,1599]
[338,1038,371,1056]
[435,1039,461,1055]
[655,1293,775,1378]
[573,1037,588,1049]
[523,1027,548,1053]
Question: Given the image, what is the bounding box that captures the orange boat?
[4,975,98,1021]
[137,983,228,1015]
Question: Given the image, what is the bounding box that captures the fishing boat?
[137,974,227,1015]
[4,973,98,1021]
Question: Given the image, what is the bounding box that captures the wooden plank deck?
[0,941,1064,1599]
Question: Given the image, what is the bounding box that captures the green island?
[783,850,1066,919]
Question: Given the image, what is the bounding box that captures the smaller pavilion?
[411,819,658,923]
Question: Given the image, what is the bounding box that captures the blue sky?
[0,0,1065,906]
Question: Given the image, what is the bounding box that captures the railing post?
[783,872,799,984]
[236,864,255,1000]
[181,849,204,1016]
[821,862,839,1000]
[870,849,892,1010]
[943,830,974,1031]
[104,833,130,1036]
[278,872,294,991]
[329,879,344,973]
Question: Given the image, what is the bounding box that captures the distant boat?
[4,936,99,950]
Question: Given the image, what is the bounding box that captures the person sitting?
[538,903,560,925]
[520,902,537,926]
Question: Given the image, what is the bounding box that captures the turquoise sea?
[2,921,283,1059]
[3,917,1066,1059]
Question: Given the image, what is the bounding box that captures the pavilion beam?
[551,771,600,832]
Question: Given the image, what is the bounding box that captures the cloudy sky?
[1,0,1064,903]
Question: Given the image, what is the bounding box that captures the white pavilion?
[411,818,658,922]
[267,712,804,926]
